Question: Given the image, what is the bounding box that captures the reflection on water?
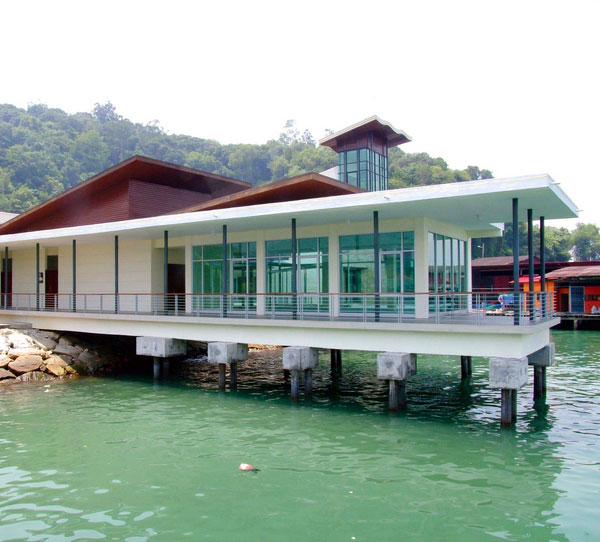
[0,330,598,541]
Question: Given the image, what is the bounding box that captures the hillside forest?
[0,102,598,261]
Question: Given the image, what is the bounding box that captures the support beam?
[114,235,119,314]
[283,346,318,400]
[290,370,300,401]
[291,218,297,319]
[377,352,415,410]
[218,364,226,390]
[35,243,40,311]
[72,240,76,312]
[163,230,169,314]
[222,225,228,318]
[528,343,554,400]
[3,246,7,310]
[489,356,528,426]
[460,355,472,379]
[512,198,519,325]
[374,210,380,322]
[528,209,534,321]
[540,216,546,317]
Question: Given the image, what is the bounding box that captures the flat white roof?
[0,174,578,248]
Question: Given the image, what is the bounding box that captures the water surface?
[1,330,599,541]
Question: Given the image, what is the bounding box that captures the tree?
[72,130,109,175]
[571,223,600,261]
[92,102,121,123]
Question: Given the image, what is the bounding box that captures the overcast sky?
[2,0,598,228]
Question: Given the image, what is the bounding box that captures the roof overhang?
[319,115,412,149]
[0,174,579,249]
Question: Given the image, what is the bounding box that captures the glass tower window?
[338,148,388,191]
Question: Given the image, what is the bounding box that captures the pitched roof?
[546,266,600,280]
[472,255,538,267]
[171,172,363,213]
[319,115,412,149]
[0,156,251,234]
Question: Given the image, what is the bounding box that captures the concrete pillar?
[377,352,416,410]
[153,357,160,379]
[290,370,300,401]
[283,346,319,400]
[414,218,429,319]
[528,343,554,400]
[460,355,472,379]
[208,342,248,390]
[218,364,226,390]
[489,357,528,425]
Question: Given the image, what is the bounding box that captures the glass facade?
[265,237,329,312]
[339,232,414,314]
[428,232,467,311]
[192,242,256,311]
[338,148,388,191]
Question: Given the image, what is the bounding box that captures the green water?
[1,330,599,541]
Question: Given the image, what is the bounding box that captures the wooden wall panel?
[128,180,210,219]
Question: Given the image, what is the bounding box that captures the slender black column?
[291,218,297,319]
[540,216,546,317]
[163,230,168,313]
[35,243,40,311]
[222,224,228,318]
[528,209,534,321]
[3,246,7,310]
[114,235,119,314]
[512,198,519,325]
[373,211,380,322]
[72,240,76,312]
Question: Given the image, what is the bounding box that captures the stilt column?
[330,349,342,380]
[136,336,187,380]
[208,342,248,390]
[489,357,528,425]
[377,352,416,410]
[283,346,319,401]
[527,343,554,399]
[460,356,472,379]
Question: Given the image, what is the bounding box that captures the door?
[570,286,584,313]
[167,263,185,312]
[0,258,12,308]
[45,255,58,309]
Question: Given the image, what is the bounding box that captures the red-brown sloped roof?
[0,156,251,234]
[546,266,600,280]
[171,172,363,213]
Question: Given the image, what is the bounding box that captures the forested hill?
[0,102,493,214]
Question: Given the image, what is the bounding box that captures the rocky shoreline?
[0,327,129,387]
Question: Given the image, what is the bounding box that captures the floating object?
[239,463,260,473]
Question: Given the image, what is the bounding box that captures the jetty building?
[0,117,579,424]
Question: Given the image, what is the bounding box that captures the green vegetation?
[0,102,493,213]
[0,101,597,262]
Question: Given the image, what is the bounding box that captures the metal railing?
[0,291,555,326]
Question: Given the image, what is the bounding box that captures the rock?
[45,355,69,368]
[23,330,57,351]
[8,355,43,374]
[8,348,48,359]
[54,339,83,358]
[16,371,55,383]
[0,368,16,380]
[45,360,66,377]
[0,355,10,368]
[39,330,60,341]
[75,349,105,374]
[7,332,34,349]
[0,335,10,353]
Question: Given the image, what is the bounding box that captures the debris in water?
[239,463,260,473]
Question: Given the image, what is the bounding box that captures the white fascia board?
[0,174,578,248]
